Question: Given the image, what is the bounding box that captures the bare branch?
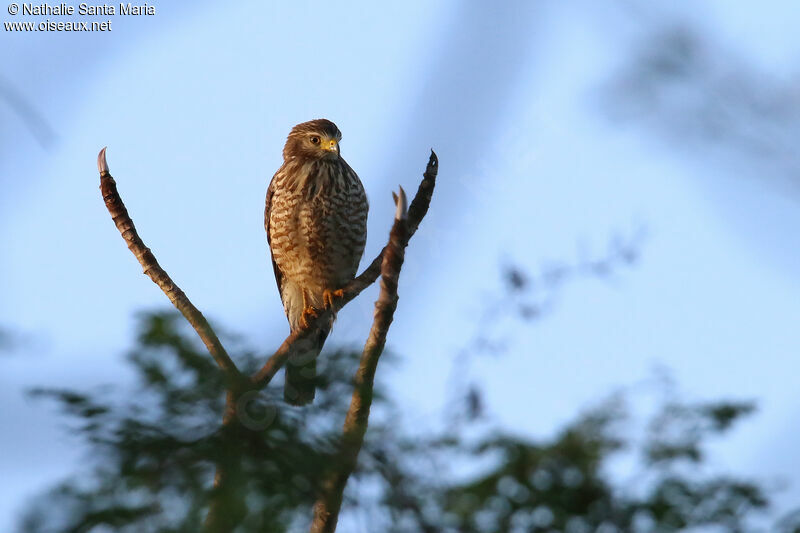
[248,327,311,389]
[97,148,244,389]
[250,151,437,388]
[309,187,410,533]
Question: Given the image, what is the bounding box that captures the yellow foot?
[300,305,320,329]
[323,288,345,309]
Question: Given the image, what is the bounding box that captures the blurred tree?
[17,309,800,533]
[601,18,800,195]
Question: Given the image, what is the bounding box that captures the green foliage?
[431,397,772,533]
[22,312,361,533]
[17,311,798,532]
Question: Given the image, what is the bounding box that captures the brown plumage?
[265,119,368,405]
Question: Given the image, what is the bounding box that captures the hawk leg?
[299,290,320,329]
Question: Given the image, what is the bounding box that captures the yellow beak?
[323,139,338,152]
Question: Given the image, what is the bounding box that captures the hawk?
[265,119,368,405]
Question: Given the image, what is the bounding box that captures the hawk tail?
[284,326,329,406]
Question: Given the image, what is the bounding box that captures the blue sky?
[2,1,800,529]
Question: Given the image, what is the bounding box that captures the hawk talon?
[323,288,345,309]
[300,305,320,329]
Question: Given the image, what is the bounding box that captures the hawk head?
[283,119,342,161]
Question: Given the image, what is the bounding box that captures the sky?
[1,1,800,529]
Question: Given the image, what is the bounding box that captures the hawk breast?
[266,156,368,321]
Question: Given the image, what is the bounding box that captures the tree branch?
[250,150,438,388]
[97,148,245,389]
[309,187,410,533]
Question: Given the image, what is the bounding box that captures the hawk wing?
[264,176,284,301]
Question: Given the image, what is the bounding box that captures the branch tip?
[97,147,108,174]
[394,186,408,221]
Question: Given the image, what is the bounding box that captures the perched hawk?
[265,119,368,405]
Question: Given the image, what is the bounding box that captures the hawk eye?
[310,136,320,145]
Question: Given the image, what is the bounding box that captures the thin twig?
[250,151,438,388]
[97,148,245,389]
[309,187,410,533]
